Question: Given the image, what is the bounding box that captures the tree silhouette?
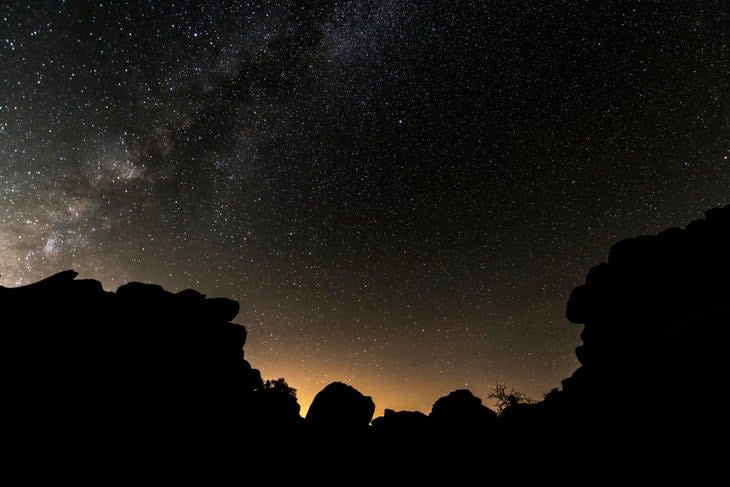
[252,377,301,426]
[262,378,297,400]
[488,382,534,414]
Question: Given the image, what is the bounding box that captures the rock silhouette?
[563,205,730,432]
[305,381,375,432]
[371,408,429,445]
[0,270,285,446]
[372,408,429,435]
[4,204,730,470]
[429,389,497,434]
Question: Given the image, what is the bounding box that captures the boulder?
[306,381,375,431]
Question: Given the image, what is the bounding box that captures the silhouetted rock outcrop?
[6,204,730,469]
[563,205,730,431]
[429,389,497,439]
[372,408,429,433]
[0,270,297,447]
[305,381,375,432]
[371,408,431,450]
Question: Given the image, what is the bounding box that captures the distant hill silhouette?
[4,205,730,470]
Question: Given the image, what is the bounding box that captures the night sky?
[2,1,729,416]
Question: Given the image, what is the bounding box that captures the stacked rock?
[564,205,730,429]
[0,270,263,444]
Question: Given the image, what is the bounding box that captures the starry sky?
[1,1,729,416]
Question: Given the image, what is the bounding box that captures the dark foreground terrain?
[3,206,730,477]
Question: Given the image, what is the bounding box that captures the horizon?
[0,267,566,417]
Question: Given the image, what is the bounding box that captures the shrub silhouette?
[487,382,534,414]
[252,378,302,429]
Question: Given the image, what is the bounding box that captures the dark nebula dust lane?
[1,1,729,414]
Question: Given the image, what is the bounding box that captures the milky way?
[2,1,730,415]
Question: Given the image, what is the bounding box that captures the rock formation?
[305,381,375,432]
[0,270,272,444]
[564,205,730,429]
[429,389,497,441]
